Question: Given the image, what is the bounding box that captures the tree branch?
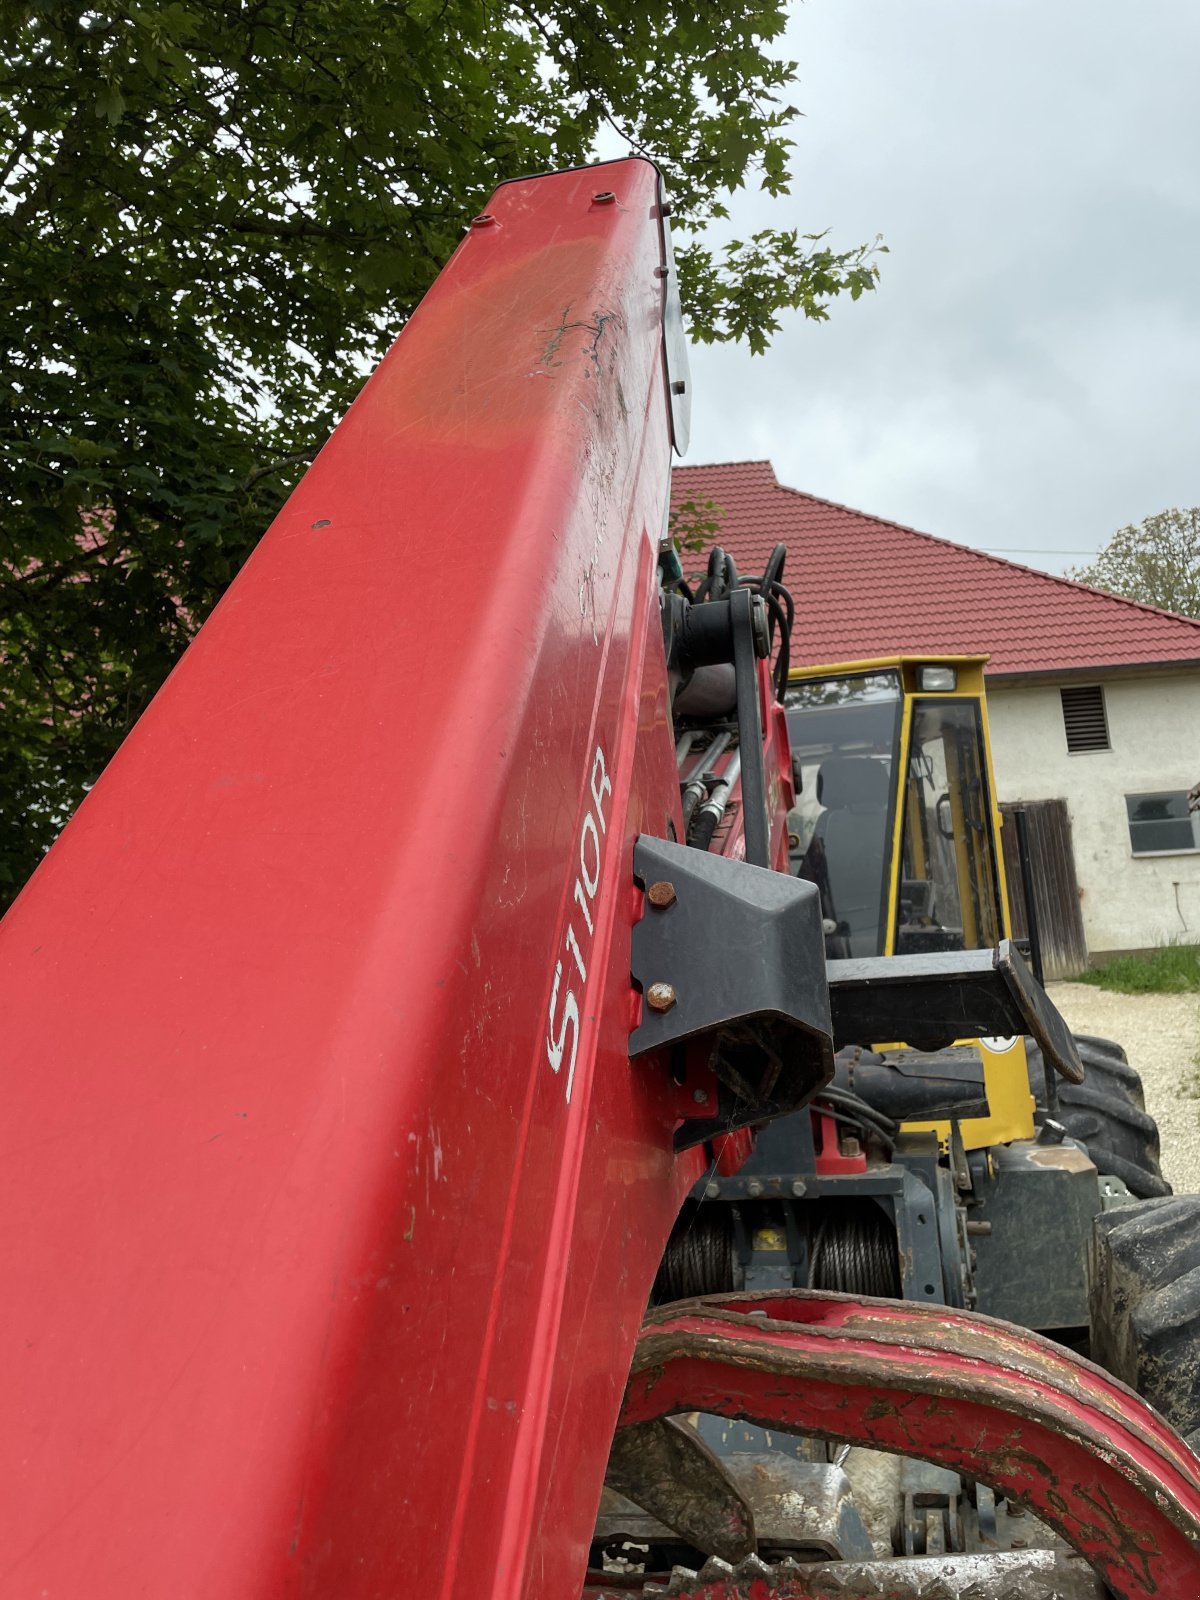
[241,450,314,491]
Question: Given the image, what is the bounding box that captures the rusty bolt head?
[592,190,616,204]
[646,982,677,1013]
[840,1137,862,1159]
[647,880,676,909]
[470,212,496,228]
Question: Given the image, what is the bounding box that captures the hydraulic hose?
[680,732,731,830]
[690,749,741,851]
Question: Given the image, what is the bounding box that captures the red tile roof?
[670,461,1200,678]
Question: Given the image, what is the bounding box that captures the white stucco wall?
[986,672,1200,954]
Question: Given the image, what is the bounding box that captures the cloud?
[682,0,1200,572]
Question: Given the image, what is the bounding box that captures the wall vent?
[1060,685,1109,753]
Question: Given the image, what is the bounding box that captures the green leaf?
[1067,508,1200,617]
[94,83,126,125]
[0,0,882,907]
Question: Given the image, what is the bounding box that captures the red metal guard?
[0,159,701,1599]
[619,1291,1200,1599]
[812,1107,867,1174]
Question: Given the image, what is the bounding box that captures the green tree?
[1068,509,1200,619]
[669,497,726,556]
[1,0,881,906]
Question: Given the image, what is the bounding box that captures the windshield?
[785,672,901,957]
[896,699,1002,954]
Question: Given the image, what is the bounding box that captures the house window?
[1060,685,1109,753]
[1126,791,1200,856]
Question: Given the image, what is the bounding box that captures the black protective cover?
[630,835,835,1148]
[826,941,1085,1084]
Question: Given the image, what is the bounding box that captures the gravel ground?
[1047,981,1200,1194]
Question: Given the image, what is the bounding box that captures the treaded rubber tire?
[1090,1197,1200,1438]
[1074,1036,1144,1109]
[1026,1037,1170,1199]
[1074,1032,1129,1064]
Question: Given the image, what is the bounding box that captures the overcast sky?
[680,0,1200,574]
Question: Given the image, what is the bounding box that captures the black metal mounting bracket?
[629,835,835,1149]
[730,586,770,869]
[826,940,1084,1083]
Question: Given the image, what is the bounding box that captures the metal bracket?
[630,836,834,1149]
[730,587,770,869]
[826,939,1084,1083]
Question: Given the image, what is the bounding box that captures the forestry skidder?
[649,646,1168,1340]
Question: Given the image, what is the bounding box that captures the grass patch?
[1077,943,1200,995]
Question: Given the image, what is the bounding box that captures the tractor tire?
[1090,1197,1200,1443]
[1073,1035,1144,1109]
[1026,1038,1170,1199]
[1074,1032,1129,1064]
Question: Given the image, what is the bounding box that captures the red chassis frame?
[0,160,703,1598]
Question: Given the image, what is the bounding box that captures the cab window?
[896,700,1001,954]
[785,673,901,958]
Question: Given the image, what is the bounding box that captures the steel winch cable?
[809,1201,901,1298]
[652,1209,734,1303]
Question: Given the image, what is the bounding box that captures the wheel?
[1074,1032,1128,1063]
[1026,1037,1170,1199]
[1090,1197,1200,1445]
[1074,1035,1144,1109]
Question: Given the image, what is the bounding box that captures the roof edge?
[723,472,1200,639]
[674,458,776,475]
[987,657,1200,686]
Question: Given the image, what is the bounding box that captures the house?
[671,460,1200,969]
